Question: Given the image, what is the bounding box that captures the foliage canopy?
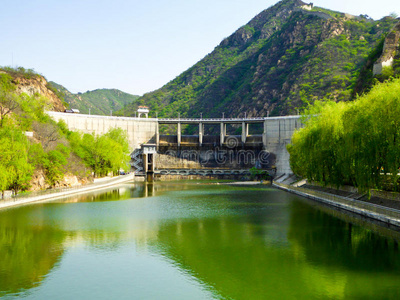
[0,72,131,196]
[288,78,400,193]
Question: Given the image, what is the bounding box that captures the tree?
[0,164,11,199]
[288,78,400,193]
[32,121,61,150]
[17,93,51,130]
[105,128,130,173]
[42,145,70,186]
[71,128,130,177]
[0,73,19,127]
[0,126,33,195]
[8,157,33,196]
[0,90,19,127]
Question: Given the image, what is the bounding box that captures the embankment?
[0,174,134,210]
[273,182,400,228]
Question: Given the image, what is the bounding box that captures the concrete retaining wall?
[0,174,134,210]
[273,182,400,228]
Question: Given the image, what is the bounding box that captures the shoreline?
[273,181,400,228]
[4,176,399,229]
[0,174,134,211]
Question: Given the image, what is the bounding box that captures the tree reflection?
[287,200,400,271]
[147,190,400,299]
[0,207,67,297]
[2,184,400,299]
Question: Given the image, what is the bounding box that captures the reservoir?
[1,182,400,299]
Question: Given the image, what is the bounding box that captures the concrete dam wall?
[264,116,302,175]
[48,112,302,175]
[47,112,158,150]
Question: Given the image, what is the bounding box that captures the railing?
[274,182,400,222]
[48,111,302,123]
[46,111,158,121]
[154,169,252,176]
[158,117,266,122]
[131,149,143,174]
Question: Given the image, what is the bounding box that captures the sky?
[0,0,398,96]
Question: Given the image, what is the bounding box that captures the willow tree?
[343,78,400,191]
[288,101,349,188]
[288,77,400,192]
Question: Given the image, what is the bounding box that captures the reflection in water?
[0,207,67,297]
[287,201,400,299]
[147,189,400,299]
[56,182,192,204]
[57,184,151,203]
[288,200,400,271]
[1,183,400,299]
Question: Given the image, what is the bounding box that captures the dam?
[47,111,302,176]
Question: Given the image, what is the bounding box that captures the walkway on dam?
[158,117,266,123]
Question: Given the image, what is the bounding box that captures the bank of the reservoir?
[273,182,400,228]
[0,174,134,210]
[4,173,400,231]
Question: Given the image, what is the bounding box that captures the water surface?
[1,182,400,299]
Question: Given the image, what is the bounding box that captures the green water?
[1,182,400,299]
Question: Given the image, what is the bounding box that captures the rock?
[29,170,50,191]
[54,174,82,188]
[12,75,65,112]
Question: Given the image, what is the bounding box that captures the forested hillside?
[49,82,139,115]
[121,0,398,118]
[0,68,130,196]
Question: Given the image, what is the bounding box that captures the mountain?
[0,67,66,112]
[49,82,139,115]
[121,0,399,118]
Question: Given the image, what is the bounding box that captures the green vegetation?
[249,167,273,181]
[120,0,398,119]
[0,207,67,296]
[0,66,40,79]
[288,78,400,193]
[0,126,33,196]
[65,126,130,177]
[0,71,130,197]
[49,82,139,115]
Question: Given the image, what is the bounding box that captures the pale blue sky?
[0,0,398,95]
